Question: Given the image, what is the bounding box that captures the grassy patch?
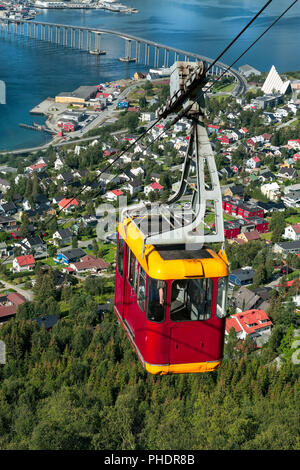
[261,232,273,241]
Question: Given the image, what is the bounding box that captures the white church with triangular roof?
[262,65,291,95]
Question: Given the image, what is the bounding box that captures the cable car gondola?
[114,61,229,375]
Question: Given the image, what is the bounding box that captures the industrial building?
[55,86,99,104]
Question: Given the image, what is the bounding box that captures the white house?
[105,189,124,202]
[54,154,65,170]
[144,182,164,196]
[283,224,300,241]
[246,156,261,169]
[141,112,156,122]
[13,254,36,273]
[261,182,281,201]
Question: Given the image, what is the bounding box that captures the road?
[276,117,298,129]
[0,280,33,301]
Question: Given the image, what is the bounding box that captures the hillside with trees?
[0,282,299,450]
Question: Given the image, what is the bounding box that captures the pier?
[0,18,247,94]
[19,122,56,134]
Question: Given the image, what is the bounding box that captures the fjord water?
[0,0,299,151]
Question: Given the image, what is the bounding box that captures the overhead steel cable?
[46,0,274,218]
[204,0,299,95]
[50,0,299,207]
[1,0,295,269]
[205,0,273,74]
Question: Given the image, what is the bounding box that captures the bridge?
[0,18,247,93]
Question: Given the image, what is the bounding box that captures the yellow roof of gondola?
[118,218,229,280]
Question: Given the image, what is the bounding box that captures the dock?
[19,122,55,134]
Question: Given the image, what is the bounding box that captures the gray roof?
[56,228,73,239]
[275,241,300,251]
[230,268,255,281]
[234,287,261,311]
[60,248,86,259]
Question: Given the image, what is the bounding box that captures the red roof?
[292,224,300,234]
[150,182,164,190]
[227,309,273,336]
[253,156,261,163]
[72,256,110,271]
[58,198,79,210]
[0,305,17,319]
[29,163,47,170]
[15,255,35,267]
[226,317,242,334]
[218,136,230,144]
[110,189,123,196]
[7,292,27,306]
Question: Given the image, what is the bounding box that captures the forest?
[0,274,299,451]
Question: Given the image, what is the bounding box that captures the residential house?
[0,178,10,193]
[124,179,143,196]
[219,167,234,179]
[282,191,300,208]
[223,185,244,199]
[277,167,298,180]
[78,215,98,228]
[273,241,300,256]
[0,242,9,258]
[232,286,263,312]
[54,248,87,265]
[56,171,74,186]
[256,201,285,214]
[225,309,273,344]
[283,224,300,241]
[259,169,276,182]
[261,182,281,201]
[53,228,73,247]
[105,189,124,202]
[19,236,47,258]
[236,230,261,243]
[54,154,65,170]
[0,292,27,323]
[130,167,145,179]
[224,221,241,240]
[0,215,17,231]
[246,156,261,169]
[13,254,36,272]
[69,255,110,274]
[144,182,164,196]
[141,112,156,122]
[229,268,255,286]
[245,217,269,233]
[58,198,80,213]
[287,139,300,149]
[0,202,17,215]
[26,162,48,174]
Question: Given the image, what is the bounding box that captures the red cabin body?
[114,229,229,375]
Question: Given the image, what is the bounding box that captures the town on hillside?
[0,63,299,363]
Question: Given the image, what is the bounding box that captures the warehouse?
[55,86,98,104]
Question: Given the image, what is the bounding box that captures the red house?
[58,198,79,211]
[244,216,269,233]
[224,221,240,239]
[63,122,76,132]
